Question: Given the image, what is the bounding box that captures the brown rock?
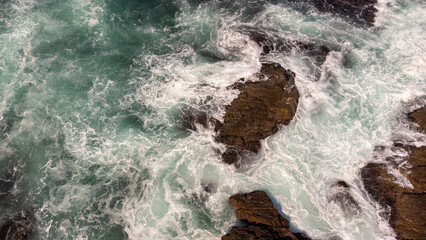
[361,163,396,209]
[361,106,426,239]
[222,225,309,240]
[222,148,240,166]
[408,107,426,132]
[222,191,310,240]
[361,157,426,239]
[404,146,426,192]
[215,63,299,165]
[229,191,290,228]
[313,0,378,25]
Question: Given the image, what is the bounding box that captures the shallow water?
[0,0,425,239]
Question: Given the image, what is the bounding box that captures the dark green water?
[0,0,425,239]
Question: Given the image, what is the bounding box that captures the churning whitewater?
[0,0,425,239]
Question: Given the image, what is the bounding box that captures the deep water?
[0,0,425,239]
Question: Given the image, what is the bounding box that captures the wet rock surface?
[0,215,33,240]
[222,191,310,240]
[408,107,426,131]
[361,106,426,239]
[215,63,299,165]
[312,0,378,25]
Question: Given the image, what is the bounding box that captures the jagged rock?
[312,0,378,25]
[221,148,240,165]
[361,163,395,208]
[361,106,426,239]
[215,63,299,165]
[0,215,33,240]
[222,191,310,240]
[229,191,290,228]
[408,107,426,132]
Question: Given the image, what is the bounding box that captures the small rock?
[221,148,239,166]
[408,106,426,132]
[222,191,310,240]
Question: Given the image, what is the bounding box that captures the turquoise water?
[0,0,425,239]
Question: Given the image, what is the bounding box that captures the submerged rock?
[222,191,310,240]
[361,106,426,239]
[201,181,216,194]
[312,0,378,25]
[246,30,275,55]
[215,63,299,165]
[0,215,33,240]
[0,172,15,200]
[177,106,218,132]
[329,181,360,215]
[245,30,331,82]
[245,30,331,67]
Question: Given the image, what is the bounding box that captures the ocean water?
[0,0,425,239]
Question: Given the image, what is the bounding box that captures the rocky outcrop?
[215,63,299,165]
[222,191,310,240]
[408,107,426,131]
[361,107,426,239]
[313,0,378,25]
[0,215,33,240]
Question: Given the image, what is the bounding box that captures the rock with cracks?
[361,106,426,239]
[215,63,299,165]
[222,191,310,240]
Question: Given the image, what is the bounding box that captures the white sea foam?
[0,0,425,239]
